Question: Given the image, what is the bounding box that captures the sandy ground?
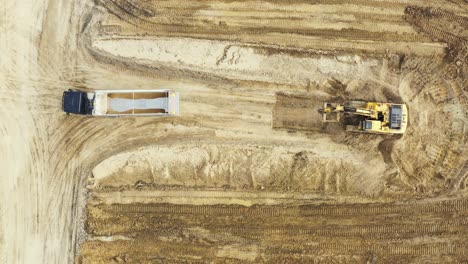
[82,199,468,263]
[1,0,467,263]
[1,0,85,262]
[81,0,468,261]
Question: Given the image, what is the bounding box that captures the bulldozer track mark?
[451,161,468,191]
[430,8,468,28]
[108,203,295,216]
[405,6,468,45]
[94,0,446,56]
[87,216,468,237]
[427,84,455,104]
[300,199,468,216]
[425,144,445,164]
[211,221,468,239]
[267,242,467,256]
[414,18,466,44]
[410,70,439,97]
[105,199,468,217]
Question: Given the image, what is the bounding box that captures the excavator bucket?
[318,103,340,122]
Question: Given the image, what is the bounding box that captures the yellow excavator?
[318,101,408,134]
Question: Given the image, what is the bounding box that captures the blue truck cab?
[62,90,94,115]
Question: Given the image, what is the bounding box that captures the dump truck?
[318,101,408,134]
[62,89,179,116]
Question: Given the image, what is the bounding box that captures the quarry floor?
[1,0,467,263]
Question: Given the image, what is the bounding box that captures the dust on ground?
[1,0,467,263]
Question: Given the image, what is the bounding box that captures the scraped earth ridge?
[92,143,386,195]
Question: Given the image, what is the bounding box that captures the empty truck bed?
[93,90,179,116]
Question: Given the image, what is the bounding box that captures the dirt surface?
[82,199,468,263]
[1,0,468,263]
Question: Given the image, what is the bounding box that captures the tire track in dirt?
[405,6,468,45]
[87,216,468,240]
[82,198,468,262]
[266,242,467,256]
[94,0,446,55]
[104,198,468,216]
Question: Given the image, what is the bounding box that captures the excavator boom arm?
[318,103,373,122]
